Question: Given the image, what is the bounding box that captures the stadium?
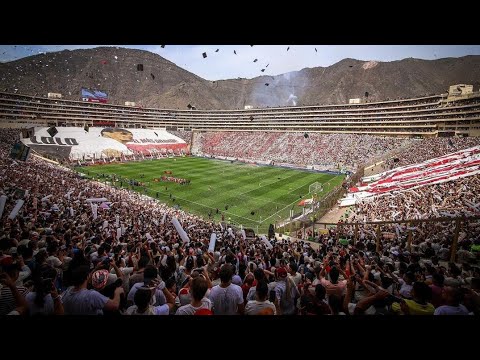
[0,45,479,316]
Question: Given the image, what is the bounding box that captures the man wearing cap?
[231,274,242,287]
[91,269,111,291]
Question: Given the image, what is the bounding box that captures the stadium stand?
[193,132,416,172]
[0,91,479,136]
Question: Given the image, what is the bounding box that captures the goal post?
[309,182,323,198]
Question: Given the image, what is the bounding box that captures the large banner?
[344,145,480,204]
[10,142,31,161]
[81,88,108,103]
[21,127,188,160]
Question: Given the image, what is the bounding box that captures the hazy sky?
[1,45,480,81]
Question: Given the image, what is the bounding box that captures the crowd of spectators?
[1,127,479,316]
[193,132,415,171]
[384,137,480,170]
[338,175,480,266]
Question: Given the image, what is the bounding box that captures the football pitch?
[79,157,345,233]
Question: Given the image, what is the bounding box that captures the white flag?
[8,199,25,220]
[241,229,246,240]
[41,194,53,202]
[0,195,7,219]
[261,235,273,249]
[172,217,190,243]
[208,233,217,252]
[86,197,108,203]
[91,203,98,220]
[65,190,74,200]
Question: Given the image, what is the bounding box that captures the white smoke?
[287,93,298,106]
[249,70,308,108]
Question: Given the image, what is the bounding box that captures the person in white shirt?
[125,285,175,315]
[393,271,415,299]
[245,280,276,315]
[176,276,212,315]
[288,262,302,286]
[208,264,244,315]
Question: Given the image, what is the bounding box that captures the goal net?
[309,182,323,197]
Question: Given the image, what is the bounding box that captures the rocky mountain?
[1,47,480,109]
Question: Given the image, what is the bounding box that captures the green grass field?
[79,157,345,233]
